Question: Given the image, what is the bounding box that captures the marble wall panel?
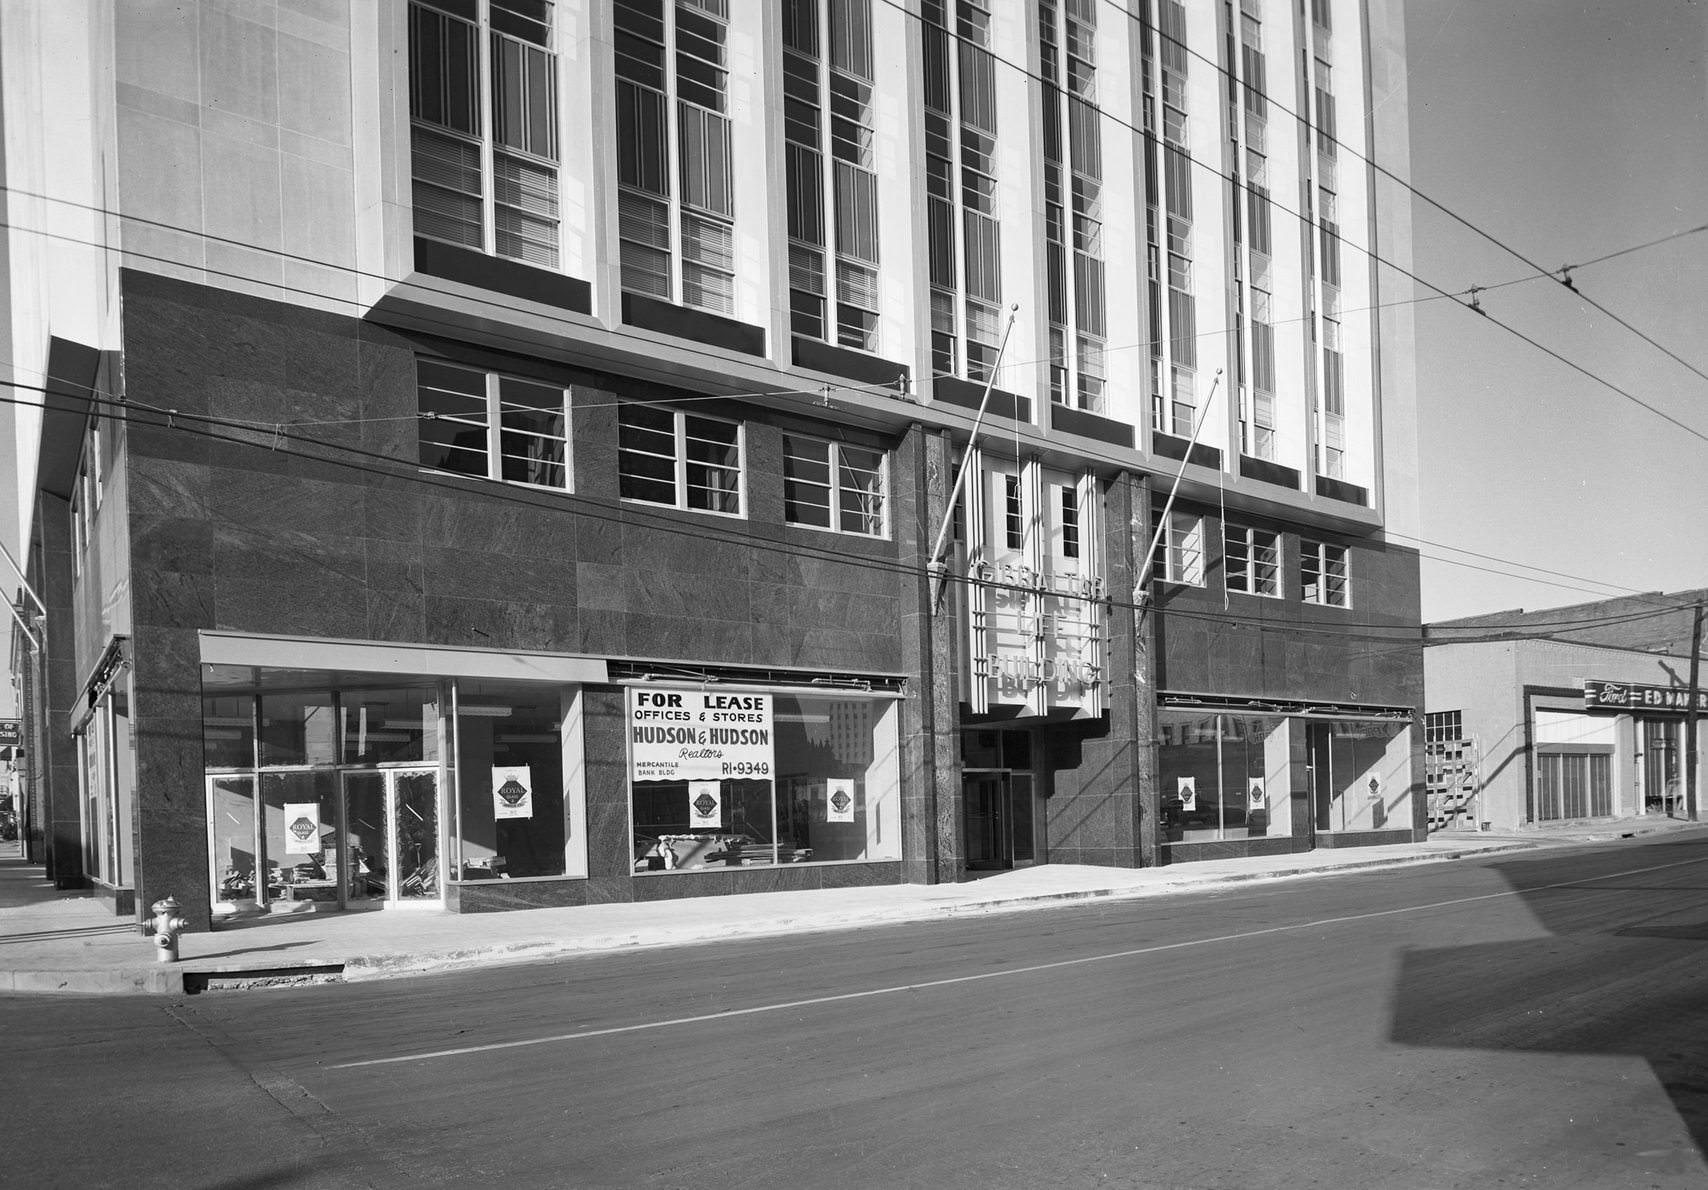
[130,458,214,519]
[620,522,751,577]
[456,880,589,913]
[133,571,216,631]
[619,567,752,624]
[419,491,580,558]
[421,595,578,653]
[574,515,624,566]
[818,861,903,889]
[130,515,215,576]
[571,563,628,613]
[622,613,754,664]
[576,609,628,656]
[362,483,425,544]
[421,545,579,606]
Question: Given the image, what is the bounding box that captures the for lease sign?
[628,689,773,782]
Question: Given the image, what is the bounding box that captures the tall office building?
[2,0,1420,929]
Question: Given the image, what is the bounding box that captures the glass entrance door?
[341,769,442,907]
[1643,720,1682,815]
[963,772,1040,870]
[965,775,1008,869]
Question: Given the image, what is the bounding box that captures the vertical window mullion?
[486,372,503,481]
[817,13,836,329]
[478,0,497,255]
[665,13,684,303]
[826,441,842,528]
[673,410,689,504]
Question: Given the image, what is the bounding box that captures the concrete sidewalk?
[4,817,1703,997]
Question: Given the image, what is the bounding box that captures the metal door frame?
[340,766,444,909]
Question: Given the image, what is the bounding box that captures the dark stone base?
[1311,828,1420,849]
[91,883,137,917]
[1162,836,1306,864]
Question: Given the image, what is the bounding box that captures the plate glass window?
[783,434,886,536]
[618,403,743,514]
[1159,511,1203,585]
[1300,539,1349,606]
[417,360,569,490]
[409,0,561,266]
[1224,523,1279,596]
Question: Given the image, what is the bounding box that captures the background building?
[2,0,1421,930]
[1425,591,1706,832]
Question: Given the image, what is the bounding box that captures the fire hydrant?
[150,896,189,963]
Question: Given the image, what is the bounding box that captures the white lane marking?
[329,851,1707,1070]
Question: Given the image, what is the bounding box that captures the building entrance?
[341,768,442,905]
[207,766,443,916]
[1641,718,1683,815]
[961,728,1039,871]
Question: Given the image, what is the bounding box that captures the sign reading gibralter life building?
[963,458,1106,718]
[628,689,774,781]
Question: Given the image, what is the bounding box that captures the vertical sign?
[1178,777,1197,812]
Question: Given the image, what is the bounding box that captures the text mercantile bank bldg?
[2,0,1423,929]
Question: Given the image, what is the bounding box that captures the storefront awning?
[199,632,608,686]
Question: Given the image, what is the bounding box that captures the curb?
[0,837,1586,997]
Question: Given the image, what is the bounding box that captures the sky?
[1403,0,1708,621]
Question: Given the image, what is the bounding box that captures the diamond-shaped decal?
[693,793,718,818]
[496,778,528,806]
[288,816,316,843]
[830,790,852,815]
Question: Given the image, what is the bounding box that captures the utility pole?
[1687,600,1702,822]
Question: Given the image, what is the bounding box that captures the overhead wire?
[872,0,1708,444]
[1094,0,1708,392]
[3,378,1701,653]
[0,11,1701,619]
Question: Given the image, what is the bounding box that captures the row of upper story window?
[1155,507,1350,608]
[416,359,890,537]
[415,357,1358,608]
[407,0,1360,346]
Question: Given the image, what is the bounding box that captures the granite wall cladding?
[1043,472,1153,867]
[1151,499,1424,710]
[31,494,87,892]
[118,272,920,921]
[121,272,908,670]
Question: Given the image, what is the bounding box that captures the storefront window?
[203,693,256,769]
[262,771,339,902]
[79,684,136,889]
[260,691,339,766]
[453,683,570,880]
[1159,711,1289,842]
[209,775,257,910]
[340,687,440,765]
[1309,718,1412,832]
[203,663,588,914]
[630,691,901,871]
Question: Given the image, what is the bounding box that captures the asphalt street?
[6,836,1708,1189]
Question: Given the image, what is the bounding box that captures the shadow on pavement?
[0,923,135,945]
[193,940,320,961]
[1389,837,1708,1156]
